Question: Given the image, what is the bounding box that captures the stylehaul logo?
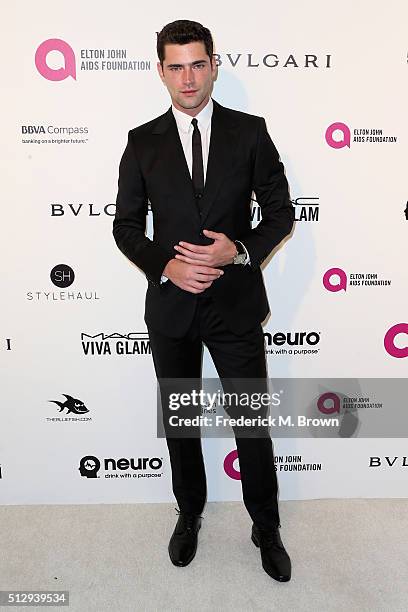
[325,122,397,148]
[323,268,391,292]
[26,264,100,302]
[78,455,163,479]
[384,323,408,358]
[35,39,150,81]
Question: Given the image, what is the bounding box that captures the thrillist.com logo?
[384,323,408,358]
[322,267,391,292]
[325,122,397,148]
[47,394,92,423]
[35,38,151,81]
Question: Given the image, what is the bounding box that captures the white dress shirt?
[161,97,249,282]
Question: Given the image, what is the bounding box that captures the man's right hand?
[162,259,224,294]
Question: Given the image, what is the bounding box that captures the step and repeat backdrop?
[1,1,407,505]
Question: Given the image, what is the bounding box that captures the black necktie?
[191,118,204,198]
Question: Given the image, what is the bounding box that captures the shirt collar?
[172,97,213,134]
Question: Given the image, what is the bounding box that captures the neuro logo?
[325,122,351,149]
[35,39,76,81]
[50,264,75,288]
[323,268,347,292]
[384,323,408,358]
[49,394,89,415]
[224,449,240,480]
[79,455,100,478]
[317,392,341,415]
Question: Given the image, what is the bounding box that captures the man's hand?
[173,229,237,267]
[162,258,224,294]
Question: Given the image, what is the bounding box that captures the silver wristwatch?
[233,240,247,265]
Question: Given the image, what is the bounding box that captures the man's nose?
[183,66,194,84]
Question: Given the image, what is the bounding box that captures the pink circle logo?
[317,392,340,415]
[384,324,408,358]
[35,39,76,81]
[325,122,351,149]
[223,450,240,480]
[323,267,347,292]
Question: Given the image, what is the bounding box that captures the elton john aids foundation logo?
[325,122,351,149]
[325,122,397,147]
[384,324,408,358]
[35,39,76,81]
[323,268,391,292]
[323,268,347,292]
[317,392,341,414]
[224,450,241,480]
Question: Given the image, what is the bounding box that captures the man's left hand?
[174,229,237,267]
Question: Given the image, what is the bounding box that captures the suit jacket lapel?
[151,100,238,228]
[152,108,201,225]
[198,99,237,227]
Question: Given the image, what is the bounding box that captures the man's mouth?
[181,90,198,95]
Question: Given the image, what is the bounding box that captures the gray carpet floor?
[0,499,407,612]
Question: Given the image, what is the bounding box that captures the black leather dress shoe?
[251,524,291,582]
[168,508,203,567]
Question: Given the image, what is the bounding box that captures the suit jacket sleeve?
[238,117,295,269]
[112,130,173,285]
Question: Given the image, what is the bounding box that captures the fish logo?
[49,394,89,415]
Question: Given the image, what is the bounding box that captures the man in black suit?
[113,20,295,581]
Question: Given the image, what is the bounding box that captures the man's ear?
[157,61,165,83]
[211,55,218,80]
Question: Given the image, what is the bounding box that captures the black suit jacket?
[113,99,295,338]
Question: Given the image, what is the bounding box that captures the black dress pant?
[147,293,281,530]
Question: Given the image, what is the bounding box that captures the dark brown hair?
[157,20,214,65]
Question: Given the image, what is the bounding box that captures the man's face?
[157,41,217,116]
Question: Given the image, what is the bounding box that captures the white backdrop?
[1,0,407,505]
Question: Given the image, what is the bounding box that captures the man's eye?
[194,64,205,69]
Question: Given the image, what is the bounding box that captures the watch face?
[234,253,246,265]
